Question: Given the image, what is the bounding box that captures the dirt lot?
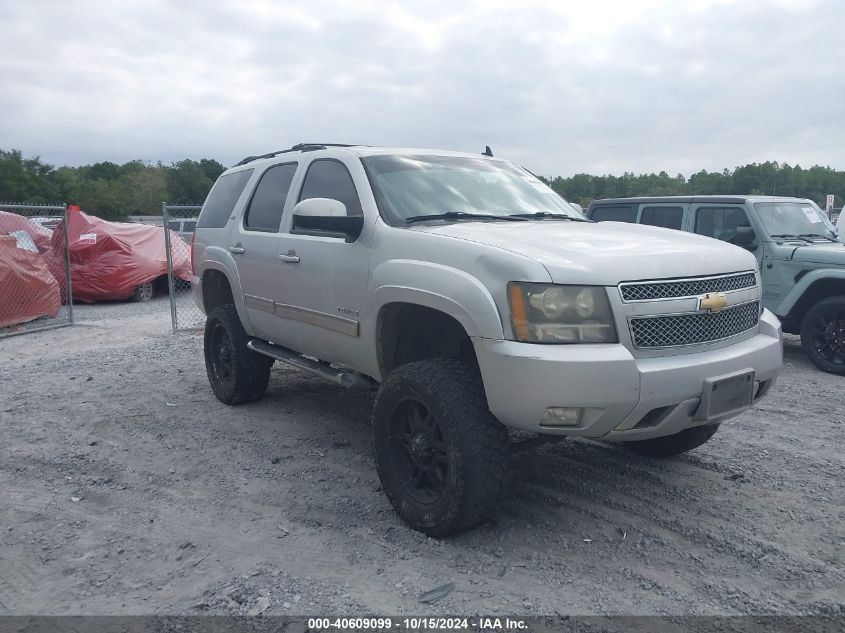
[1,298,843,616]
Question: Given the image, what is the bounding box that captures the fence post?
[162,202,178,333]
[62,203,75,325]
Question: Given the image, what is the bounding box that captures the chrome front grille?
[620,272,757,302]
[629,301,760,349]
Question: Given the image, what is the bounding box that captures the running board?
[247,340,373,390]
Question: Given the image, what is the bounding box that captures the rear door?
[637,203,687,231]
[233,162,299,340]
[588,204,637,223]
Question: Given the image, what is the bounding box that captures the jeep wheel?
[372,359,511,536]
[131,281,154,302]
[204,304,273,405]
[800,296,845,375]
[622,423,720,458]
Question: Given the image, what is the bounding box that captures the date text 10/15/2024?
[307,616,528,631]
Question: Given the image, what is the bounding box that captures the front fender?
[370,259,505,341]
[776,268,845,316]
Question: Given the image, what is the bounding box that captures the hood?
[790,242,845,267]
[414,221,758,285]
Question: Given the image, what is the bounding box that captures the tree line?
[545,162,845,209]
[1,148,843,220]
[0,149,226,219]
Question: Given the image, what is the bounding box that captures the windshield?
[361,155,583,225]
[754,202,837,240]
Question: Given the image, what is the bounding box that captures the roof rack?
[234,143,360,167]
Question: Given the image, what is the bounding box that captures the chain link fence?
[162,203,204,332]
[0,203,74,338]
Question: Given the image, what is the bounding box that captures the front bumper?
[474,309,783,440]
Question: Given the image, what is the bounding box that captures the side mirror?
[292,198,364,243]
[734,226,756,246]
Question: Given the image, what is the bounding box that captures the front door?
[271,157,371,368]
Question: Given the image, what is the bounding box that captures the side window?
[244,163,297,232]
[197,169,254,229]
[641,206,684,230]
[590,205,636,223]
[298,159,363,217]
[694,206,752,242]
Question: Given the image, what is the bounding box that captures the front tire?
[204,304,273,405]
[622,423,720,458]
[372,359,512,536]
[800,296,845,375]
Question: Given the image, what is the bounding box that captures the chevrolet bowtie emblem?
[699,292,728,313]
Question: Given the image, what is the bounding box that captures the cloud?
[0,0,842,176]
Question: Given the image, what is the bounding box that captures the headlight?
[507,283,617,344]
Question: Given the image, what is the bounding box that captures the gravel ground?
[1,298,843,616]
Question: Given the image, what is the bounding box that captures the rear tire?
[131,282,154,302]
[800,296,845,375]
[204,304,273,405]
[622,423,720,458]
[372,359,512,536]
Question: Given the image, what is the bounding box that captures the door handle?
[229,245,245,254]
[279,250,300,263]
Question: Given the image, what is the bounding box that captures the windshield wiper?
[799,233,839,242]
[770,233,814,243]
[508,211,593,222]
[405,212,527,224]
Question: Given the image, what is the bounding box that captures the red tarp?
[0,235,62,328]
[0,211,53,253]
[46,208,192,303]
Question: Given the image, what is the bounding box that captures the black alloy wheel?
[203,304,273,404]
[209,321,234,387]
[388,399,450,506]
[801,297,845,375]
[372,359,512,536]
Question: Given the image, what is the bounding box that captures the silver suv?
[192,143,783,535]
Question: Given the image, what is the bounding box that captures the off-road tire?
[800,296,845,375]
[204,304,273,405]
[131,282,154,302]
[372,359,512,536]
[622,423,720,458]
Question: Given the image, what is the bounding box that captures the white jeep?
[192,143,783,535]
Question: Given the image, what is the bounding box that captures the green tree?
[167,159,215,203]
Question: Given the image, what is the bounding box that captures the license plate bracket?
[696,369,755,421]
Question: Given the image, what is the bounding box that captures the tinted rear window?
[197,169,254,229]
[245,163,297,231]
[640,205,684,230]
[590,205,636,223]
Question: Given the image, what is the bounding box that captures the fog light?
[540,407,583,427]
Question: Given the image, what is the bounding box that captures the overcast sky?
[1,0,843,176]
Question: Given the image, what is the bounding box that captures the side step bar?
[247,340,373,390]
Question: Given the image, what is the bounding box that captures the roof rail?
[234,143,360,167]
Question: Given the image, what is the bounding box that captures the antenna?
[482,146,494,157]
